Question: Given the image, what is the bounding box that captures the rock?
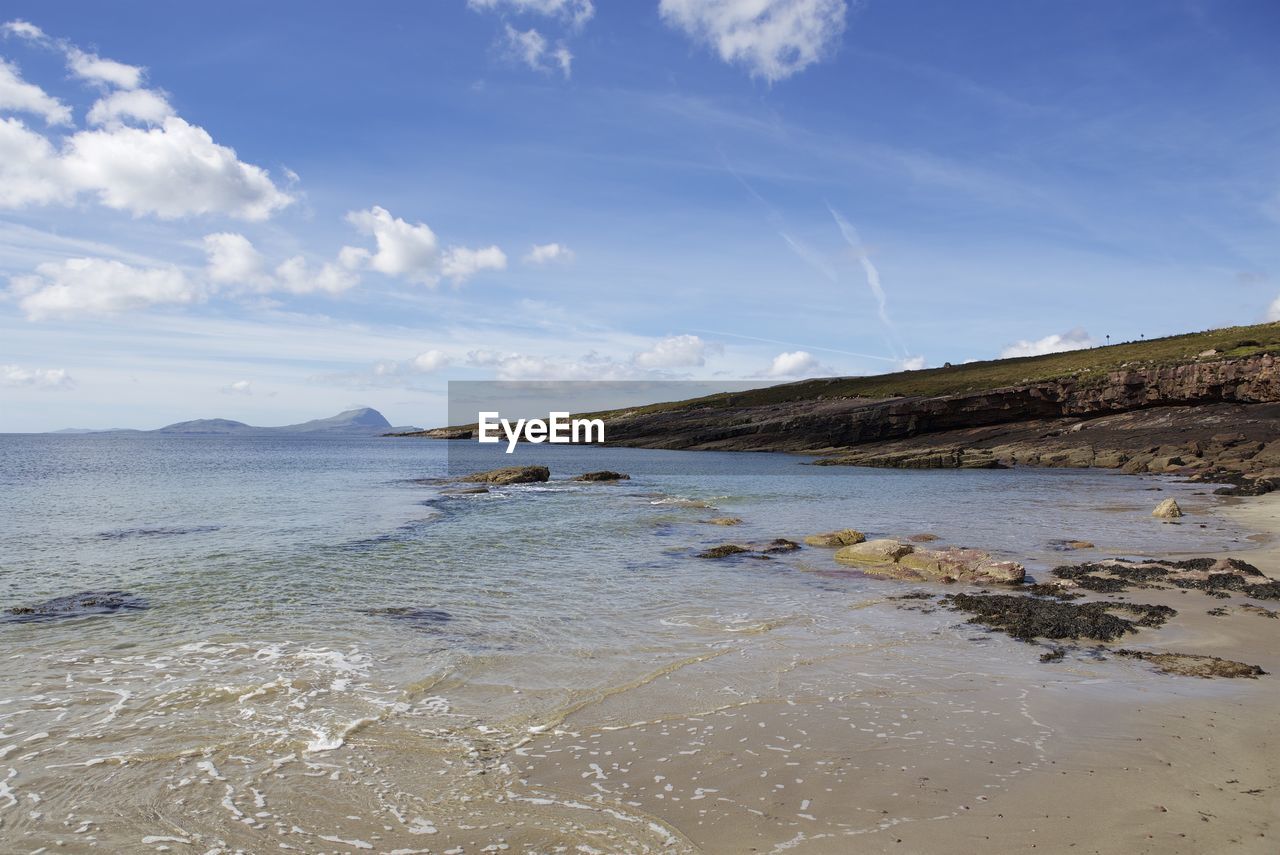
[459,465,550,485]
[897,547,1026,584]
[444,486,490,495]
[697,538,801,559]
[1152,498,1183,518]
[804,529,866,547]
[697,544,754,559]
[908,533,941,543]
[4,591,149,623]
[1050,539,1095,551]
[1115,650,1265,678]
[833,538,914,566]
[574,470,630,482]
[701,517,743,526]
[364,607,453,627]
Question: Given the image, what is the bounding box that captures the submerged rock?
[459,465,550,485]
[1152,498,1183,518]
[701,517,743,526]
[834,539,1025,584]
[907,533,941,543]
[364,607,453,627]
[803,529,866,548]
[1115,649,1266,679]
[697,538,801,559]
[574,470,630,482]
[4,591,149,623]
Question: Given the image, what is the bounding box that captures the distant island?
[54,407,421,437]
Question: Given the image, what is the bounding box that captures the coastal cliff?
[597,325,1280,492]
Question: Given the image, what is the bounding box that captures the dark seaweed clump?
[1040,647,1066,663]
[1024,583,1084,600]
[698,544,754,559]
[944,593,1174,642]
[4,591,149,623]
[760,538,801,554]
[1051,558,1280,601]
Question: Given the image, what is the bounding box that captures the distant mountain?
[58,408,421,436]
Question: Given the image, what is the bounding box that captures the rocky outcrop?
[459,465,550,485]
[803,529,866,547]
[574,471,630,481]
[834,539,1025,584]
[698,539,801,559]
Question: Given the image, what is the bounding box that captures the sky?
[0,0,1277,431]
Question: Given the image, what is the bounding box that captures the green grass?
[586,321,1280,418]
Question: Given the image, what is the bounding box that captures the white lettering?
[477,411,606,453]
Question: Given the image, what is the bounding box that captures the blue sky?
[1,0,1277,431]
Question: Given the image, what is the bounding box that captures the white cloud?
[66,46,143,89]
[441,245,507,283]
[898,355,926,371]
[1000,328,1096,359]
[0,24,293,220]
[60,117,293,220]
[633,334,720,369]
[344,205,506,286]
[219,379,252,395]
[86,88,174,126]
[1,20,46,41]
[0,117,72,207]
[273,256,359,295]
[202,232,268,286]
[766,350,819,377]
[1267,295,1280,322]
[659,0,848,82]
[345,206,439,283]
[468,0,594,29]
[501,25,574,78]
[0,57,71,124]
[8,257,199,319]
[524,242,575,264]
[0,363,74,389]
[411,349,451,373]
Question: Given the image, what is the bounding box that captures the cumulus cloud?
[201,232,358,296]
[1000,328,1096,359]
[1267,295,1280,322]
[344,205,506,286]
[524,242,574,264]
[633,334,720,369]
[502,25,573,78]
[0,22,293,220]
[66,47,144,89]
[8,257,199,319]
[203,232,268,286]
[219,379,252,395]
[441,245,507,283]
[659,0,848,82]
[411,349,451,373]
[0,363,74,389]
[0,57,71,124]
[765,349,820,377]
[86,88,174,126]
[469,0,594,28]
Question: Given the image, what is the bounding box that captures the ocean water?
[0,434,1255,852]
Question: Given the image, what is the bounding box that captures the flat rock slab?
[834,539,1025,584]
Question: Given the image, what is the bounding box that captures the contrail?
[828,206,890,330]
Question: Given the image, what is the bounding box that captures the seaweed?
[697,544,753,559]
[1115,649,1266,679]
[944,593,1175,642]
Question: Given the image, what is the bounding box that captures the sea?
[0,434,1258,853]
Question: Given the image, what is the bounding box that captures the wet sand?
[506,494,1280,854]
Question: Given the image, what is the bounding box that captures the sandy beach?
[497,492,1280,854]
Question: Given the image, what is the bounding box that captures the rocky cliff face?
[603,355,1280,491]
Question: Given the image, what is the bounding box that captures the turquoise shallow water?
[0,434,1256,851]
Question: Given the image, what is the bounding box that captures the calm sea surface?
[0,434,1255,851]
